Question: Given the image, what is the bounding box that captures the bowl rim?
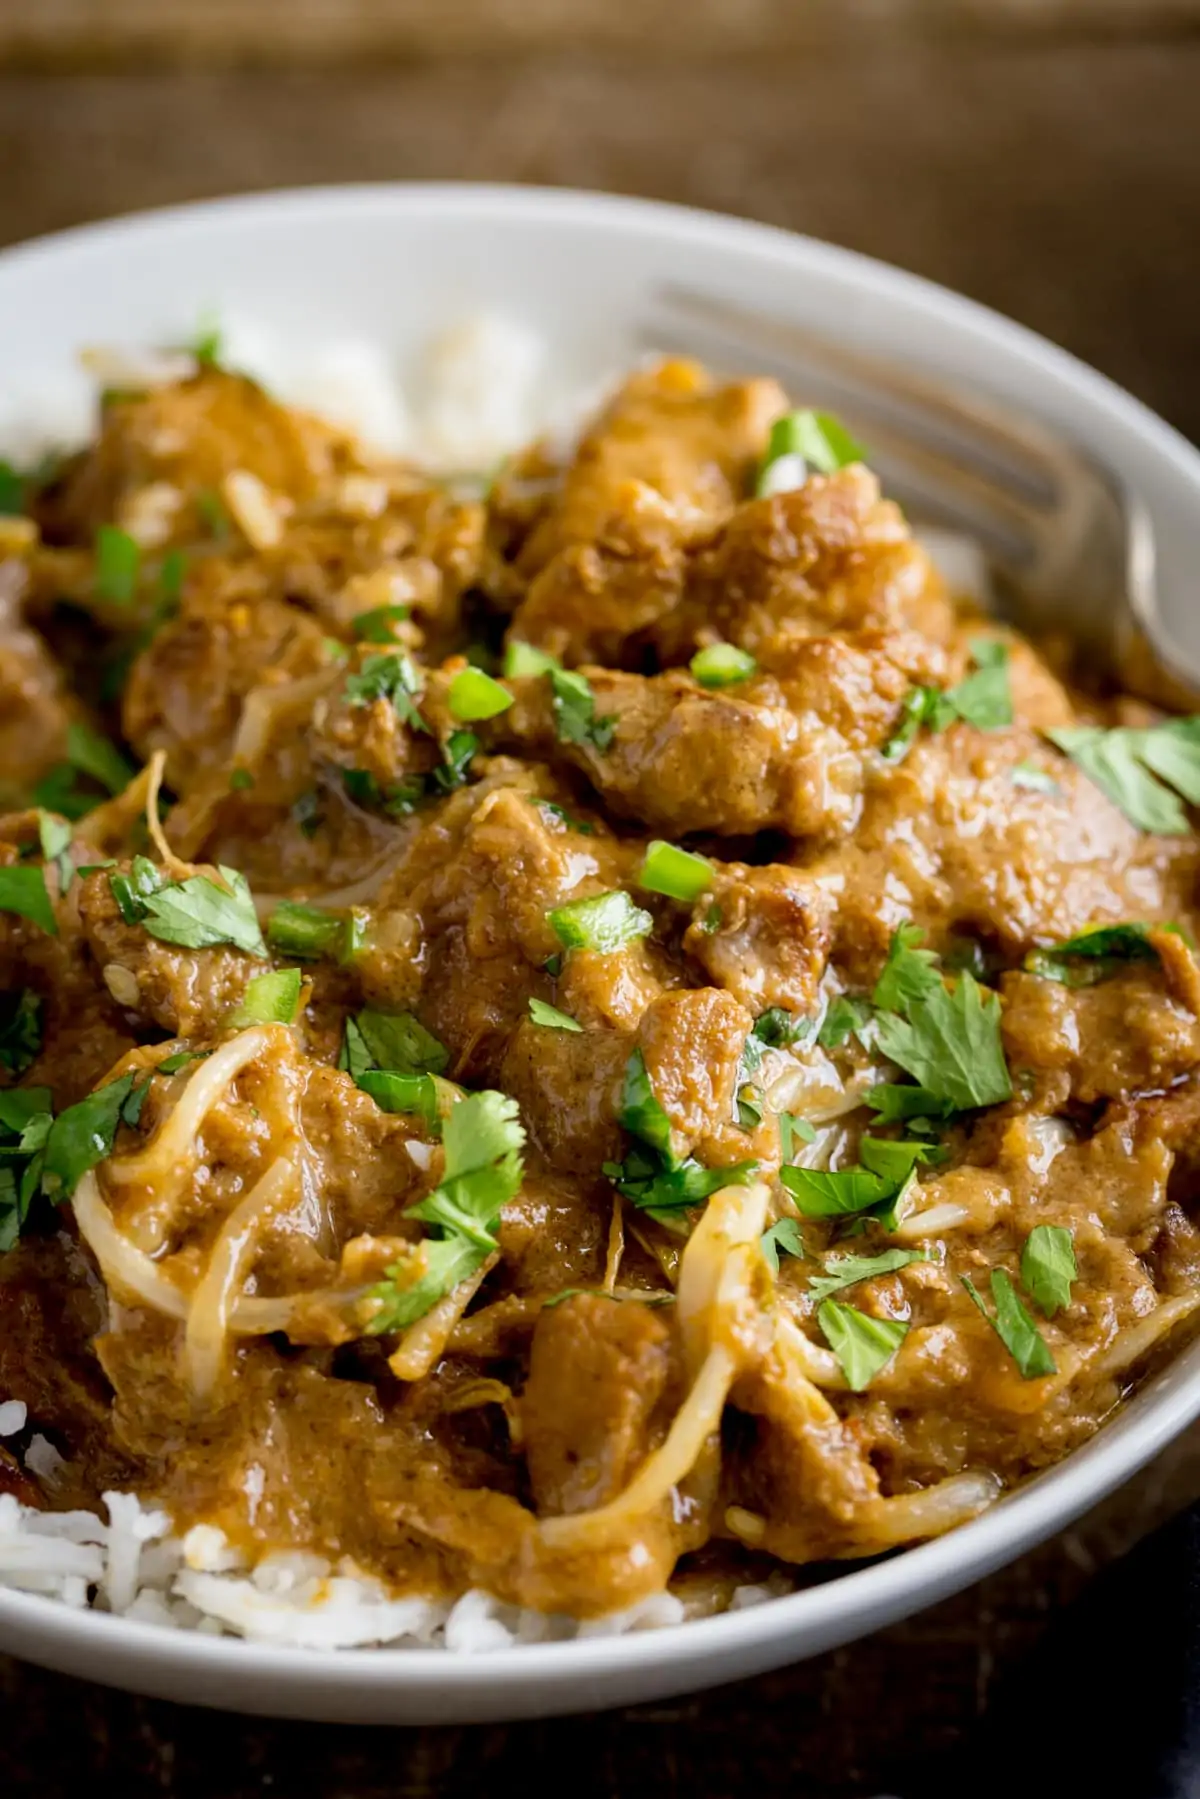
[3,179,1200,1705]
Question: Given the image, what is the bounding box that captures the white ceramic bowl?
[2,183,1200,1724]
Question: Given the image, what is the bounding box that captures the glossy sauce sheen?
[1,359,1199,1618]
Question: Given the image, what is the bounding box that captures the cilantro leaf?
[962,1269,1056,1378]
[1020,1225,1076,1318]
[0,866,57,937]
[1025,921,1167,987]
[779,1164,895,1218]
[0,1086,54,1250]
[618,1049,675,1160]
[753,1007,814,1049]
[528,998,583,1033]
[943,638,1013,731]
[550,667,616,753]
[817,996,872,1050]
[1011,761,1061,796]
[864,1083,954,1125]
[345,652,429,734]
[761,1216,806,1273]
[778,1112,816,1163]
[366,1090,526,1333]
[345,1008,449,1078]
[872,923,942,1013]
[1047,719,1200,836]
[818,1301,908,1391]
[873,971,1011,1112]
[139,865,266,957]
[807,1247,928,1303]
[41,1072,136,1200]
[352,604,410,644]
[0,990,42,1077]
[65,722,134,797]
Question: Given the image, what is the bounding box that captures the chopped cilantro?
[818,1301,908,1391]
[352,604,410,644]
[366,1091,526,1333]
[1011,760,1061,796]
[761,1216,806,1273]
[962,1268,1055,1379]
[778,1112,816,1164]
[779,1164,895,1219]
[1020,1225,1077,1318]
[817,996,872,1050]
[0,990,42,1077]
[753,1007,814,1049]
[345,652,428,734]
[41,1072,138,1200]
[1047,717,1200,836]
[94,525,141,605]
[873,970,1011,1112]
[550,667,615,753]
[111,862,266,957]
[1025,921,1173,987]
[537,799,595,836]
[872,923,942,1013]
[807,1247,929,1303]
[228,767,255,793]
[0,866,57,937]
[881,640,1013,761]
[528,998,583,1033]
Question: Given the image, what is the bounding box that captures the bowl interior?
[2,182,1200,1723]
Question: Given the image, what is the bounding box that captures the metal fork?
[641,285,1195,697]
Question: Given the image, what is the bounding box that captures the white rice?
[0,1475,790,1651]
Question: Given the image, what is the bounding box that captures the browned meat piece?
[656,466,955,664]
[522,1292,678,1515]
[500,1019,630,1176]
[0,561,77,802]
[636,986,754,1166]
[683,862,833,1014]
[495,630,947,841]
[1001,966,1200,1103]
[121,563,334,789]
[518,359,785,576]
[37,369,351,546]
[509,461,954,672]
[499,1170,612,1294]
[75,860,262,1036]
[804,725,1200,979]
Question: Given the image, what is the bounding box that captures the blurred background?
[2,3,1200,1795]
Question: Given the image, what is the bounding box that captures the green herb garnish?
[638,840,712,902]
[807,1247,928,1303]
[352,604,410,644]
[1020,1225,1076,1318]
[1025,921,1175,988]
[94,526,141,605]
[0,866,57,937]
[818,1301,908,1390]
[873,970,1011,1112]
[227,967,302,1027]
[366,1091,525,1333]
[550,667,615,753]
[962,1269,1055,1379]
[760,1217,806,1273]
[756,410,865,495]
[345,652,428,734]
[0,990,42,1078]
[881,640,1013,761]
[111,862,266,957]
[528,998,583,1033]
[41,1072,141,1200]
[754,1008,814,1049]
[872,923,942,1012]
[690,644,757,688]
[447,667,513,722]
[1047,717,1200,836]
[817,996,872,1050]
[547,890,653,954]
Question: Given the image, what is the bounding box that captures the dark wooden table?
[2,33,1200,1795]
